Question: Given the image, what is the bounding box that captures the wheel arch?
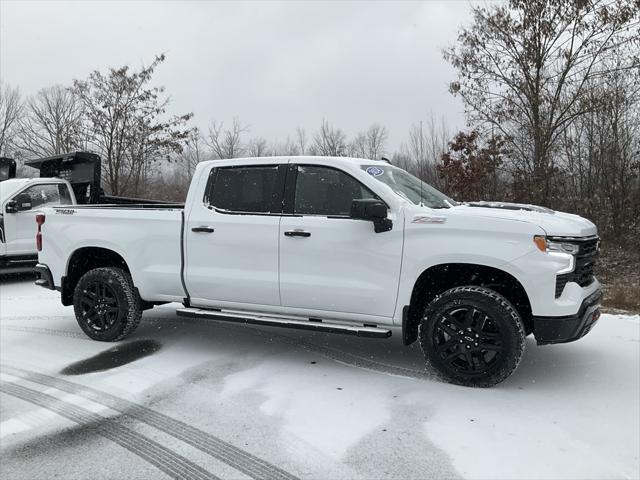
[403,263,533,346]
[61,246,131,306]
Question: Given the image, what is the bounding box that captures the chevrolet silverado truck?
[34,156,602,387]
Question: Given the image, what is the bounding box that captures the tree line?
[0,0,638,246]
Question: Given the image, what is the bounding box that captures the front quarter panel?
[394,208,545,323]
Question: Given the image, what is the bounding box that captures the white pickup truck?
[1,177,76,273]
[35,156,602,387]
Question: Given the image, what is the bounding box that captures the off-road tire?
[73,267,142,342]
[419,286,526,387]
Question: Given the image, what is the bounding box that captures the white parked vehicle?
[35,156,602,386]
[0,177,76,273]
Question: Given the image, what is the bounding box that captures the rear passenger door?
[185,163,286,308]
[279,164,403,320]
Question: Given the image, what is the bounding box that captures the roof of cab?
[199,156,389,168]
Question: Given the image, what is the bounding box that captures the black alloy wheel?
[73,267,142,341]
[77,281,121,332]
[419,286,526,387]
[432,305,505,376]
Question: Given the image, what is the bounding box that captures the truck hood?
[446,201,597,237]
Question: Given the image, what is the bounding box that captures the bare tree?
[349,123,388,158]
[269,136,300,156]
[311,119,347,156]
[72,54,193,195]
[349,132,368,158]
[247,136,269,157]
[0,82,22,157]
[16,85,85,158]
[365,123,388,159]
[559,54,640,238]
[390,151,413,171]
[182,127,205,178]
[401,115,450,186]
[443,0,640,201]
[206,117,247,159]
[296,127,307,155]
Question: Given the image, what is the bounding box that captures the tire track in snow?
[1,324,88,339]
[2,365,299,480]
[0,381,220,480]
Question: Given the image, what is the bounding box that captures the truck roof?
[199,156,390,168]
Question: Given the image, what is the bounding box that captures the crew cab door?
[3,182,74,256]
[279,164,403,319]
[185,163,285,308]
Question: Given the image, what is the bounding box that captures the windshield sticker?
[366,166,384,177]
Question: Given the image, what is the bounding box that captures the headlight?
[533,236,579,254]
[533,235,576,274]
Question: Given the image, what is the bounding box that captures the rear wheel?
[419,286,526,387]
[73,267,142,341]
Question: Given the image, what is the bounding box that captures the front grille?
[554,237,599,298]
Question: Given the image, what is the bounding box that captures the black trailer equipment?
[24,151,166,205]
[0,157,17,182]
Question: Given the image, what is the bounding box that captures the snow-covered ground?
[1,276,638,480]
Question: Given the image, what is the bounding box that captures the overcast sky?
[0,0,474,152]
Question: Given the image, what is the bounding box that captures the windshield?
[361,165,457,208]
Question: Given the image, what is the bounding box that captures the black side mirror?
[350,199,393,233]
[5,200,17,213]
[13,193,33,212]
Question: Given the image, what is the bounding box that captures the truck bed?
[41,205,186,303]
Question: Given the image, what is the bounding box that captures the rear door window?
[205,165,280,213]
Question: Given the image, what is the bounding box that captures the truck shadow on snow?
[24,307,605,387]
[124,312,606,389]
[60,339,162,375]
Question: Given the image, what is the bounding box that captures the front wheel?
[419,286,526,387]
[73,267,142,341]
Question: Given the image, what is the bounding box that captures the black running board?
[176,308,392,338]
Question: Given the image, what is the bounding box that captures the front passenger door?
[279,165,403,319]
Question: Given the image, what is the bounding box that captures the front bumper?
[34,263,55,290]
[533,288,602,345]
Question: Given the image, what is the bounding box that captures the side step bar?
[176,308,392,339]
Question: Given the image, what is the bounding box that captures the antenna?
[420,120,424,207]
